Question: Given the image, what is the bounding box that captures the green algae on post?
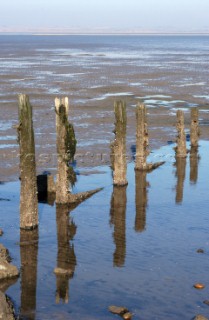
[55,97,102,204]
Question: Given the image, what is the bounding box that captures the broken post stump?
[112,101,128,186]
[37,174,56,204]
[55,97,102,204]
[175,110,187,158]
[18,94,38,229]
[190,107,200,148]
[135,102,164,171]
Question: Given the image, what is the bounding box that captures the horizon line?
[0,31,209,36]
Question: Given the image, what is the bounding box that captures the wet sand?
[0,35,209,181]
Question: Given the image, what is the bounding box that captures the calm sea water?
[1,141,209,319]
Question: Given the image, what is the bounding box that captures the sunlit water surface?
[1,141,209,319]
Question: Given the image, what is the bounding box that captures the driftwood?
[111,101,128,186]
[18,94,38,229]
[135,103,164,171]
[55,97,102,204]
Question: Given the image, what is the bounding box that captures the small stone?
[194,283,205,289]
[0,291,15,320]
[203,300,209,306]
[108,306,129,315]
[0,259,19,280]
[122,312,133,320]
[197,249,205,253]
[0,229,3,236]
[193,315,208,320]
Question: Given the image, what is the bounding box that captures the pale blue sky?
[1,0,209,33]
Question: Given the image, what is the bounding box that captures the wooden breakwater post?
[135,102,164,171]
[18,94,38,229]
[55,97,102,204]
[190,107,200,148]
[55,97,76,204]
[112,101,128,186]
[110,186,127,267]
[175,110,187,158]
[190,107,200,183]
[135,103,149,170]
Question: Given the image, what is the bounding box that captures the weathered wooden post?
[55,97,76,204]
[135,171,148,232]
[55,97,101,204]
[112,101,128,186]
[54,205,76,304]
[175,110,187,158]
[190,107,200,148]
[20,228,38,319]
[18,94,38,229]
[110,186,127,267]
[135,103,149,170]
[175,157,186,204]
[135,102,164,171]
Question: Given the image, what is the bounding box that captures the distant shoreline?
[0,32,209,36]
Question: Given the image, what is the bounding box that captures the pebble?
[122,312,133,319]
[0,229,3,236]
[193,283,205,289]
[203,300,209,306]
[193,315,208,320]
[108,306,129,315]
[197,249,205,253]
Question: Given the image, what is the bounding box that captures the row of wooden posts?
[111,101,199,184]
[17,94,199,230]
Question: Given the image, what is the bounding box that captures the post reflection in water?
[135,170,148,232]
[110,186,127,267]
[20,228,39,320]
[190,147,199,184]
[175,157,186,204]
[55,204,77,304]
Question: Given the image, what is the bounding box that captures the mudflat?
[0,35,209,181]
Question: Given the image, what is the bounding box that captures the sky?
[1,0,209,34]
